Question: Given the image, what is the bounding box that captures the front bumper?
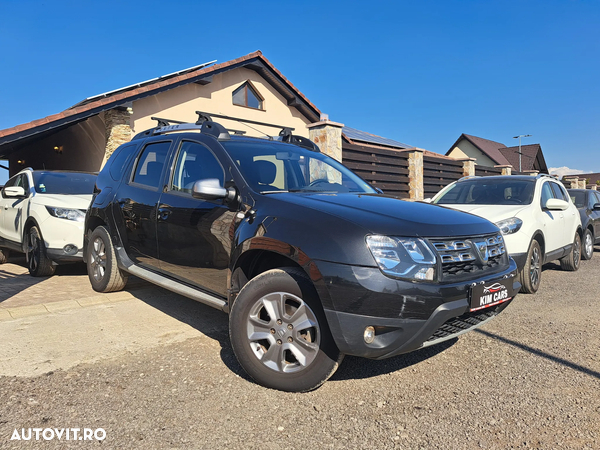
[316,258,519,359]
[46,248,84,263]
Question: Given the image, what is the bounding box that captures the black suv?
[84,116,519,392]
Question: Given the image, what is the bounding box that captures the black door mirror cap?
[192,179,236,202]
[593,203,600,211]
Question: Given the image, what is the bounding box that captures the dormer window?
[232,81,264,110]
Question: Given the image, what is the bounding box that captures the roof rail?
[279,128,319,152]
[458,175,479,181]
[132,117,231,141]
[536,173,555,179]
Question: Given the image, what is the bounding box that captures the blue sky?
[1,0,599,184]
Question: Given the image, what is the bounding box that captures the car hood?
[435,203,529,224]
[32,193,93,209]
[267,193,500,237]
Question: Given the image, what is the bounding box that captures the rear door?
[116,140,172,270]
[590,191,600,241]
[550,181,577,246]
[156,138,234,297]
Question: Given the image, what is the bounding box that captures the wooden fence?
[474,164,503,177]
[342,142,410,198]
[423,155,464,198]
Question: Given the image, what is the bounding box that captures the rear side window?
[109,144,137,181]
[132,141,171,189]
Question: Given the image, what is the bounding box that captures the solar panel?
[343,126,411,149]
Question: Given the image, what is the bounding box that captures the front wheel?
[87,226,128,292]
[229,267,343,392]
[520,239,542,294]
[27,226,56,277]
[560,232,581,271]
[582,229,594,261]
[0,248,9,264]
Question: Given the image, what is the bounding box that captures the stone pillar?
[101,107,133,169]
[524,170,539,176]
[563,177,579,189]
[579,179,587,189]
[407,149,424,201]
[307,115,344,163]
[495,165,512,176]
[458,158,476,177]
[590,185,597,191]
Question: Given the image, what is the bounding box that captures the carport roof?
[0,51,321,154]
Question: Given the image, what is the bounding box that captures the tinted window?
[132,142,171,189]
[540,182,554,208]
[171,141,225,194]
[435,179,535,205]
[221,140,375,194]
[109,144,137,182]
[589,191,599,209]
[550,182,568,201]
[594,191,600,206]
[32,172,96,194]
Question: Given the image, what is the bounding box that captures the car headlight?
[366,235,437,281]
[495,217,523,235]
[45,206,86,222]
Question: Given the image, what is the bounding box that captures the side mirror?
[423,198,432,203]
[545,198,568,211]
[3,186,26,198]
[593,203,600,211]
[192,179,236,202]
[374,187,384,194]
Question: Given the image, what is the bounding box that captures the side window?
[591,191,600,209]
[549,182,567,201]
[132,141,171,189]
[16,174,29,192]
[109,144,137,182]
[540,182,554,208]
[171,141,225,194]
[1,175,18,197]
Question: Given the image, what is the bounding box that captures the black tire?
[519,239,542,294]
[0,248,9,264]
[582,229,594,261]
[26,226,56,277]
[560,232,581,271]
[87,226,128,292]
[229,267,343,392]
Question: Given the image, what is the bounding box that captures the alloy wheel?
[585,233,593,259]
[246,292,320,373]
[89,237,107,282]
[530,246,540,288]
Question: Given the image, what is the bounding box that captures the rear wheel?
[520,239,542,294]
[582,229,594,261]
[0,248,9,264]
[27,226,56,277]
[560,232,581,271]
[87,226,128,292]
[229,267,343,392]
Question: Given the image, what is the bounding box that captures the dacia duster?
[84,115,520,392]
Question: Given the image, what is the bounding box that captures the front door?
[539,181,565,256]
[157,140,234,297]
[117,140,172,270]
[0,173,30,245]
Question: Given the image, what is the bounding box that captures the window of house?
[232,81,264,110]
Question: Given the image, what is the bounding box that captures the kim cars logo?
[483,283,505,294]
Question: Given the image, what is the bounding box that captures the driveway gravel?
[1,255,599,449]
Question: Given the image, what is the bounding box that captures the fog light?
[63,244,78,255]
[364,326,376,344]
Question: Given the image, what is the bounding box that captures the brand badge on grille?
[474,241,489,263]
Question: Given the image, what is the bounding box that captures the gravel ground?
[1,255,599,449]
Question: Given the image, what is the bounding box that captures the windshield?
[221,140,376,194]
[569,191,586,208]
[434,178,536,205]
[33,172,97,195]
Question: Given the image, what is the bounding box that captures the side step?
[116,248,228,312]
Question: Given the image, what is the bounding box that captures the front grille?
[425,307,500,343]
[430,234,507,281]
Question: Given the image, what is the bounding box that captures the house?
[446,133,549,173]
[0,51,327,177]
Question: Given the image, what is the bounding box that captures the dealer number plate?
[469,276,514,312]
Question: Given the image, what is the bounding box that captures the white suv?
[432,174,582,293]
[0,169,96,276]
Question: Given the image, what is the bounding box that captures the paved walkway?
[0,255,227,377]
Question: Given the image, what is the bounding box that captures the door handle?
[157,207,171,221]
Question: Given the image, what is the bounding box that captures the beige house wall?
[7,116,105,176]
[447,138,497,167]
[131,67,311,139]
